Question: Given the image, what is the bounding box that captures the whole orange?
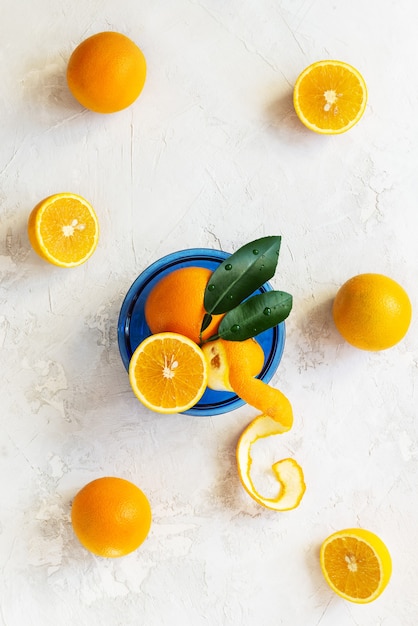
[66,31,146,113]
[332,273,412,351]
[145,266,224,344]
[71,477,152,557]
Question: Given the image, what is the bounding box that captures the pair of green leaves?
[200,236,293,343]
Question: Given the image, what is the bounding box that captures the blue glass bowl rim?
[117,247,285,416]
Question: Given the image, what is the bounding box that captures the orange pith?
[71,476,152,558]
[202,337,265,391]
[129,332,208,414]
[27,193,99,267]
[66,31,147,114]
[236,418,305,511]
[145,266,224,344]
[293,60,367,134]
[320,528,392,603]
[332,273,412,350]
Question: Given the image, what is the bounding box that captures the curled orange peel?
[236,414,306,511]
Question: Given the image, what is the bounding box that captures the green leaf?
[213,291,293,342]
[200,313,213,335]
[203,236,282,315]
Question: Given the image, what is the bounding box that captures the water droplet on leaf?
[231,324,240,333]
[225,263,232,271]
[263,307,271,316]
[208,284,215,291]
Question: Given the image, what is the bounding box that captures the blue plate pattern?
[117,248,285,416]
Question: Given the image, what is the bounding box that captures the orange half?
[28,192,99,267]
[293,60,367,134]
[320,528,392,603]
[129,332,208,414]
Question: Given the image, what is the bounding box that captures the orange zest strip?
[230,376,294,433]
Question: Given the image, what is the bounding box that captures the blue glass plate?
[117,248,285,416]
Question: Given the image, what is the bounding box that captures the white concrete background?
[1,0,417,624]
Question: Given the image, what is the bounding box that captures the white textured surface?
[1,1,417,624]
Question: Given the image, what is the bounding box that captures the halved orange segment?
[320,528,392,603]
[236,414,306,511]
[128,332,208,414]
[28,193,99,267]
[293,60,367,134]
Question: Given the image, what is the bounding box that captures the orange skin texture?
[231,374,293,432]
[219,337,265,380]
[332,273,412,350]
[67,31,146,113]
[145,266,224,345]
[71,477,152,558]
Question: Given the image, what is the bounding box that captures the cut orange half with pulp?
[129,332,208,414]
[293,60,367,134]
[236,414,305,511]
[28,192,99,267]
[320,528,392,603]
